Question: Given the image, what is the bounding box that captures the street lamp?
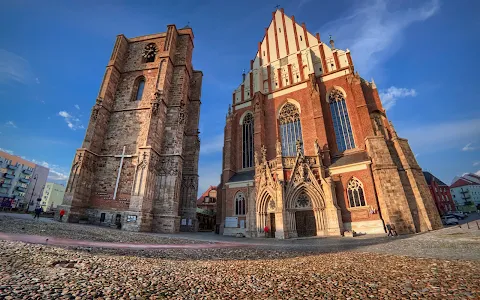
[25,174,38,213]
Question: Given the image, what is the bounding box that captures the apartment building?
[0,150,49,210]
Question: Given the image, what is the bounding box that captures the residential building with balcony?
[450,173,480,212]
[0,150,49,209]
[40,182,66,212]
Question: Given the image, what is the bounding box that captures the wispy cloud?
[474,162,480,167]
[379,86,417,110]
[200,134,224,155]
[462,143,477,151]
[31,159,69,182]
[5,121,17,128]
[0,49,37,85]
[319,0,440,76]
[0,148,13,155]
[74,104,80,110]
[58,111,84,130]
[399,118,480,153]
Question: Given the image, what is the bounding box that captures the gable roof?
[423,171,448,186]
[196,186,217,205]
[450,178,476,188]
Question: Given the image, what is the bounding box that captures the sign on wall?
[225,217,238,228]
[240,220,245,229]
[127,215,137,222]
[181,219,187,225]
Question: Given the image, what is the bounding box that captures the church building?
[217,9,442,238]
[59,25,202,233]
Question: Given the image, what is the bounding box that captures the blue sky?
[0,0,479,193]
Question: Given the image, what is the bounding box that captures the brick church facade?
[59,25,202,233]
[217,9,442,238]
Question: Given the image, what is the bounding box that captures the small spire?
[371,78,377,89]
[228,104,232,115]
[329,34,335,50]
[274,4,281,10]
[242,69,246,82]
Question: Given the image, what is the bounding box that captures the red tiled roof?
[450,178,475,188]
[196,186,217,205]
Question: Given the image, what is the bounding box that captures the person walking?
[33,206,41,219]
[390,223,398,236]
[264,225,270,238]
[59,209,65,222]
[386,224,393,236]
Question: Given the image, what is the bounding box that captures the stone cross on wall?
[113,146,133,200]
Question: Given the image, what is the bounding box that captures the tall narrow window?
[235,192,246,215]
[279,102,303,156]
[242,113,254,168]
[347,177,366,208]
[135,79,145,101]
[329,88,355,152]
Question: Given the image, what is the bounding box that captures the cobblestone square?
[1,214,480,298]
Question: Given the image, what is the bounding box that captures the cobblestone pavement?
[1,213,480,298]
[1,240,479,299]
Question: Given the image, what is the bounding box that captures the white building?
[450,173,480,212]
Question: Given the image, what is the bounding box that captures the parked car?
[441,216,459,225]
[450,212,468,219]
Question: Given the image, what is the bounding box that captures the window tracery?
[329,88,355,152]
[347,177,366,208]
[235,192,246,215]
[242,113,254,168]
[279,103,303,156]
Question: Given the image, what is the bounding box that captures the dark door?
[295,210,317,237]
[269,213,276,238]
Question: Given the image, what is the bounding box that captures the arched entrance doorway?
[294,193,317,237]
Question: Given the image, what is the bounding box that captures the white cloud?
[58,110,84,130]
[462,143,476,151]
[476,170,480,176]
[200,134,224,155]
[399,118,480,153]
[5,121,17,128]
[474,162,480,167]
[74,104,80,110]
[30,159,69,182]
[0,49,36,85]
[35,77,40,84]
[319,0,440,76]
[379,86,417,110]
[0,148,13,155]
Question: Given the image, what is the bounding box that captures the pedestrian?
[391,223,398,236]
[33,207,41,219]
[59,209,65,221]
[264,225,269,237]
[386,224,393,236]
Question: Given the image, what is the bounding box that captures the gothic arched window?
[347,177,366,208]
[279,102,303,156]
[235,192,246,215]
[134,78,145,101]
[242,113,254,168]
[329,89,355,152]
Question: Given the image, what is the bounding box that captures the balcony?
[1,182,11,188]
[4,173,14,179]
[19,178,30,183]
[7,164,18,170]
[22,169,32,175]
[16,186,26,192]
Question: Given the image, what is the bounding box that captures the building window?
[329,88,355,152]
[235,192,246,215]
[347,177,366,208]
[279,103,303,156]
[242,113,254,168]
[134,77,145,101]
[100,213,106,222]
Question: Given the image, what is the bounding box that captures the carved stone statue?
[276,140,282,157]
[296,140,303,154]
[314,139,321,156]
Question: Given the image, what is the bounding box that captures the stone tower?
[58,25,202,233]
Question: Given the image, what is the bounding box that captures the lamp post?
[25,174,38,213]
